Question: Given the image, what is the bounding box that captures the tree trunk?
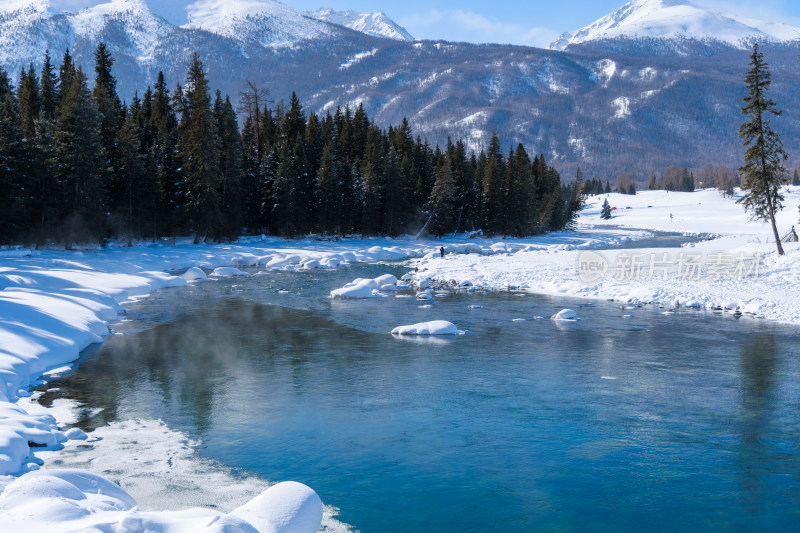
[766,189,785,255]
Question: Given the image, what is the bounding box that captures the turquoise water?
[44,264,800,532]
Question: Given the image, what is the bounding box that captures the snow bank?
[0,470,323,533]
[391,320,460,335]
[405,188,800,325]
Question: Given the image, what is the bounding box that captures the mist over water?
[42,264,800,532]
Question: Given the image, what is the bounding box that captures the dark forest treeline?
[0,45,584,247]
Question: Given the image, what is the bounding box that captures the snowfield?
[0,187,799,530]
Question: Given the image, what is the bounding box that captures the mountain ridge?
[1,0,800,177]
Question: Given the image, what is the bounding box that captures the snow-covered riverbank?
[409,188,800,324]
[1,186,799,530]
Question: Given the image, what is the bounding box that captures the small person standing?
[440,246,445,258]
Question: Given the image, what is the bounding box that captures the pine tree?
[738,43,788,255]
[178,54,221,243]
[482,133,505,234]
[601,199,612,219]
[40,50,58,120]
[93,43,124,219]
[117,95,148,246]
[213,92,244,240]
[565,167,587,229]
[0,82,25,243]
[150,71,181,237]
[54,67,107,248]
[426,158,458,237]
[17,65,39,140]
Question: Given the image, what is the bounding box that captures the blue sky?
[51,1,800,47]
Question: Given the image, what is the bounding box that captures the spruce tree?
[601,199,612,219]
[178,54,221,243]
[482,133,505,234]
[54,67,107,248]
[17,65,39,140]
[213,92,244,240]
[0,85,25,243]
[93,43,124,218]
[427,158,458,237]
[117,96,148,245]
[738,43,788,255]
[40,50,58,120]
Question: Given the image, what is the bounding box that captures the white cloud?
[399,9,559,48]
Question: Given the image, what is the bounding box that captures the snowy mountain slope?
[183,0,334,48]
[307,8,414,42]
[551,0,800,50]
[0,0,173,68]
[70,0,173,62]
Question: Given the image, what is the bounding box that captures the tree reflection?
[737,334,777,527]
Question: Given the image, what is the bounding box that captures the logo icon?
[577,251,609,284]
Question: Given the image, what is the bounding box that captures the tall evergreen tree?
[93,43,124,216]
[601,199,612,219]
[426,157,458,237]
[17,65,39,140]
[54,67,107,248]
[116,94,148,245]
[0,82,25,243]
[738,43,788,255]
[40,50,58,120]
[213,92,244,240]
[178,54,221,243]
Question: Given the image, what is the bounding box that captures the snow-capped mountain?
[183,0,333,48]
[551,0,800,50]
[0,0,176,71]
[307,8,414,42]
[2,0,800,176]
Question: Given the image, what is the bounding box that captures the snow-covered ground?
[407,188,800,324]
[1,186,799,530]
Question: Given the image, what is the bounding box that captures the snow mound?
[211,267,250,277]
[391,320,459,335]
[552,309,579,321]
[0,470,322,533]
[330,274,400,298]
[231,481,323,533]
[180,267,207,281]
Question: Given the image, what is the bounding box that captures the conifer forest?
[0,45,584,247]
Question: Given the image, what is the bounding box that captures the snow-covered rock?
[416,291,434,301]
[330,283,379,299]
[211,267,249,277]
[552,309,579,321]
[64,427,88,441]
[180,267,207,281]
[330,273,400,298]
[391,320,460,335]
